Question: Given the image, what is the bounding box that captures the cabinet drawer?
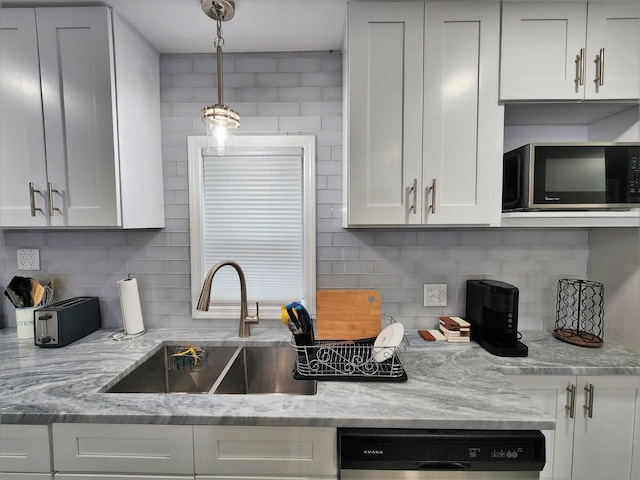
[0,424,51,473]
[55,475,192,480]
[0,475,52,480]
[52,424,193,475]
[194,426,337,477]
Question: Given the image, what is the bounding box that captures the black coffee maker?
[465,280,528,357]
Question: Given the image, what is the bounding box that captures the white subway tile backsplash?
[236,57,278,73]
[278,57,321,72]
[171,73,214,88]
[300,72,342,87]
[240,116,279,132]
[160,57,193,74]
[0,51,590,331]
[278,86,322,102]
[257,101,301,116]
[278,116,322,132]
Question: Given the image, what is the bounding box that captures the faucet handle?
[246,301,260,324]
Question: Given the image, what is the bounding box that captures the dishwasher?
[339,428,545,479]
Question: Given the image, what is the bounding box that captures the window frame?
[187,135,317,320]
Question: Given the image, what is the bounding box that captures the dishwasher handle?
[417,462,469,470]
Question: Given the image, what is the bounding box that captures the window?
[187,135,316,320]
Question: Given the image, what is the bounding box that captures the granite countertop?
[0,328,638,430]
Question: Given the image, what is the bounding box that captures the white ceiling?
[2,0,350,53]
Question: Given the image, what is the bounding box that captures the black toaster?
[34,297,101,347]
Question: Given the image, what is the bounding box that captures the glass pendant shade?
[201,0,239,155]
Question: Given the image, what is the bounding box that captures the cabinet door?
[0,424,52,474]
[423,1,501,225]
[54,476,191,480]
[508,375,574,480]
[344,2,424,226]
[500,3,587,100]
[585,2,640,100]
[194,426,337,477]
[52,424,194,475]
[571,375,639,480]
[0,9,49,227]
[35,7,119,227]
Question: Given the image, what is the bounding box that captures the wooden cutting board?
[316,290,381,340]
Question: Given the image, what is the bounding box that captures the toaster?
[34,297,101,347]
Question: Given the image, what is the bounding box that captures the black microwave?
[503,143,640,211]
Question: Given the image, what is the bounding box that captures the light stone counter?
[0,328,637,429]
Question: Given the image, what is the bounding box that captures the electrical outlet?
[424,284,447,306]
[17,248,40,271]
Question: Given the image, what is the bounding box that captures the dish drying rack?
[291,316,408,382]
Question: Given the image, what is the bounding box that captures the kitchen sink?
[214,346,316,395]
[105,345,316,395]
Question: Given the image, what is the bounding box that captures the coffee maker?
[465,280,528,357]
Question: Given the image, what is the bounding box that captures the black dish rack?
[291,335,408,382]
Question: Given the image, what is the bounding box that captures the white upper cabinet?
[343,1,501,227]
[0,7,164,228]
[343,2,425,226]
[0,9,49,228]
[422,2,501,225]
[500,2,640,101]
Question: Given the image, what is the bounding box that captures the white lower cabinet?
[54,476,191,480]
[52,424,194,477]
[193,426,337,479]
[508,375,640,480]
[48,424,337,480]
[0,424,52,479]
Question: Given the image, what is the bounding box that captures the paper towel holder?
[111,273,147,341]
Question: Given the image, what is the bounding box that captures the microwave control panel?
[630,150,640,202]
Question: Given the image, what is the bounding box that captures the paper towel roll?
[117,277,145,335]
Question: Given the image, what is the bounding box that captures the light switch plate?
[17,248,40,270]
[424,284,447,306]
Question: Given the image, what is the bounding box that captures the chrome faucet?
[197,260,259,337]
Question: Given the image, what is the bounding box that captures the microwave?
[502,142,640,211]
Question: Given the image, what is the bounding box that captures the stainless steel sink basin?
[105,345,316,395]
[213,346,316,395]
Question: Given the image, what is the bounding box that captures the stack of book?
[439,316,471,343]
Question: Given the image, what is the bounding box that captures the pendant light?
[201,0,239,154]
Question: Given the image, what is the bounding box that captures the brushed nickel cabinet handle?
[595,48,604,87]
[29,183,44,217]
[566,383,576,419]
[48,182,61,216]
[584,383,595,418]
[575,48,585,87]
[428,178,436,214]
[408,178,417,214]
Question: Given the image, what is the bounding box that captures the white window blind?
[202,148,303,304]
[188,135,316,321]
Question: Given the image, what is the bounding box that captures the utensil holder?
[554,279,604,347]
[16,306,38,339]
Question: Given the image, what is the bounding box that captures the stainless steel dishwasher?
[339,428,545,479]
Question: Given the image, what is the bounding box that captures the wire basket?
[554,279,604,347]
[167,346,209,372]
[291,317,408,381]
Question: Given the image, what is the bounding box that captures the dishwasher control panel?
[339,428,546,472]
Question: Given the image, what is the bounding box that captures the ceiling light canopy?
[201,0,239,153]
